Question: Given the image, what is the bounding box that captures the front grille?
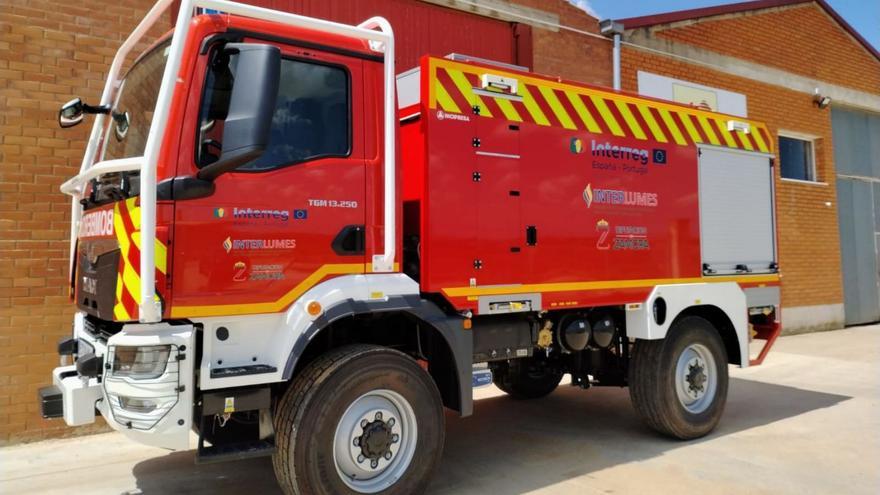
[82,315,123,343]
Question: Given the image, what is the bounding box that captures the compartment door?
[698,146,776,275]
[474,118,521,285]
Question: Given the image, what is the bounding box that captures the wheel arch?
[280,296,473,416]
[671,305,742,365]
[625,282,749,367]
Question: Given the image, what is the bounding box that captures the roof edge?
[616,0,879,62]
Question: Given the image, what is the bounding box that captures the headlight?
[118,396,158,413]
[111,345,171,379]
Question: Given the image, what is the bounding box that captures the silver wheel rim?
[674,343,717,414]
[333,389,418,493]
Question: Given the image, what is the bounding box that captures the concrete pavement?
[1,325,878,494]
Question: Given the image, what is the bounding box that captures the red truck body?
[48,4,783,490]
[400,56,778,313]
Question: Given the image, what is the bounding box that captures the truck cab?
[42,1,781,493]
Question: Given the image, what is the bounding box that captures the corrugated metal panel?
[832,107,880,178]
[837,177,880,325]
[244,0,517,71]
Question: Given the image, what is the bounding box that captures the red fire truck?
[40,0,781,493]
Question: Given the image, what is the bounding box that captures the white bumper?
[51,313,195,450]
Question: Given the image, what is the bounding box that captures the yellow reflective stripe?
[658,108,687,145]
[113,303,130,321]
[635,104,667,143]
[537,85,576,130]
[171,263,364,317]
[613,101,646,140]
[441,273,781,298]
[518,84,550,126]
[565,91,601,133]
[590,96,625,136]
[737,131,754,151]
[714,119,738,148]
[447,69,492,117]
[429,58,770,144]
[170,263,401,318]
[434,79,461,113]
[130,232,167,274]
[697,115,721,145]
[677,113,703,143]
[494,96,522,122]
[751,127,770,152]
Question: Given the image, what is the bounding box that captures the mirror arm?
[83,103,111,115]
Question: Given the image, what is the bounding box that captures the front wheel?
[629,315,729,439]
[273,344,445,495]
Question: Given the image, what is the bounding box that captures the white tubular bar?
[64,0,398,323]
[358,17,396,273]
[65,0,176,298]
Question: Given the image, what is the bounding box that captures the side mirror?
[59,98,84,128]
[197,43,281,181]
[58,98,110,129]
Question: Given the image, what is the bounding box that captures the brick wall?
[518,0,612,87]
[621,48,843,317]
[651,3,880,95]
[618,1,880,332]
[0,0,162,445]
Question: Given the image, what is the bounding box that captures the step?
[210,364,277,379]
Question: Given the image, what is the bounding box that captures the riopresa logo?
[79,209,114,238]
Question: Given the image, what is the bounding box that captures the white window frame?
[778,130,823,185]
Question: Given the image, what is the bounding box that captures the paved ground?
[2,326,878,495]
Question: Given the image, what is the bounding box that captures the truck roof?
[401,55,773,154]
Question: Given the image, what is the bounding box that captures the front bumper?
[40,313,195,450]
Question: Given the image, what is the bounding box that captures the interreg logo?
[583,183,658,208]
[233,207,290,221]
[570,137,585,154]
[213,207,225,218]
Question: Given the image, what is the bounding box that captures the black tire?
[493,358,563,400]
[273,344,445,495]
[629,315,729,439]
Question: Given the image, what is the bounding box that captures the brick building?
[615,0,880,333]
[0,0,876,445]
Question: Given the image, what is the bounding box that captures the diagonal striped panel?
[426,57,773,153]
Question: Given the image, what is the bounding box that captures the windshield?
[103,40,171,161]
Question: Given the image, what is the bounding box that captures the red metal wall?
[194,0,521,72]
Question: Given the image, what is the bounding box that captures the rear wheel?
[629,315,729,439]
[493,357,563,400]
[273,344,445,494]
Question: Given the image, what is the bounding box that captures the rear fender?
[625,282,749,368]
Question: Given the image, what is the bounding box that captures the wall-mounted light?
[813,88,831,109]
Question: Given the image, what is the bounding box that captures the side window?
[197,49,351,171]
[778,134,817,182]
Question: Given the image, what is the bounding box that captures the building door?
[833,107,880,325]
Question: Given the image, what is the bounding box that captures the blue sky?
[570,0,879,52]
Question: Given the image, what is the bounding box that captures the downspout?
[612,32,621,90]
[600,20,625,91]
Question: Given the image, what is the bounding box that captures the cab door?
[170,39,366,316]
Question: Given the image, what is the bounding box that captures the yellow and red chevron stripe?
[428,58,772,154]
[112,197,168,321]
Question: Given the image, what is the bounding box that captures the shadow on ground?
[129,378,849,495]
